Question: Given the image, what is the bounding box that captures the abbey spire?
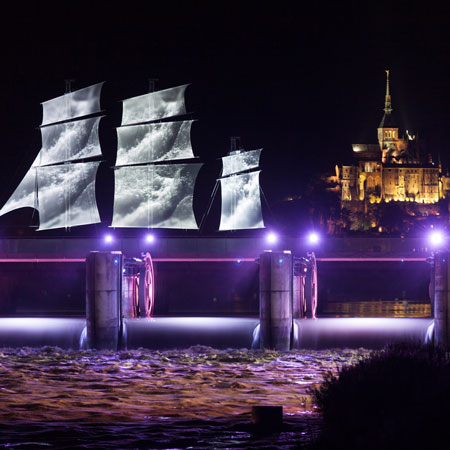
[384,69,392,114]
[377,69,398,151]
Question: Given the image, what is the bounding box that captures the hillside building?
[338,71,449,209]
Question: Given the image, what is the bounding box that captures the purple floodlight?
[308,232,320,245]
[429,230,445,247]
[266,231,278,244]
[104,234,114,244]
[145,233,155,244]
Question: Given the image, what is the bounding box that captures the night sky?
[1,1,450,233]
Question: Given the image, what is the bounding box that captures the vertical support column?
[309,252,318,319]
[434,251,450,349]
[259,251,293,351]
[428,257,435,317]
[292,275,302,319]
[122,274,138,318]
[292,258,307,319]
[86,251,123,350]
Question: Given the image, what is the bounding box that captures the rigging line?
[30,167,39,227]
[151,164,155,227]
[147,163,150,227]
[259,184,276,226]
[85,162,94,225]
[232,174,236,231]
[64,85,72,231]
[199,179,220,232]
[147,83,155,229]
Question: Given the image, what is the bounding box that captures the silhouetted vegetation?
[311,344,450,449]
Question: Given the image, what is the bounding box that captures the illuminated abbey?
[337,71,449,209]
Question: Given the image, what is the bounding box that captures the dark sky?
[1,1,450,231]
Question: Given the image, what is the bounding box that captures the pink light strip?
[153,258,256,262]
[316,257,427,262]
[0,257,256,263]
[0,257,427,263]
[0,258,86,263]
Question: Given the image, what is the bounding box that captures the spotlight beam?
[429,231,445,247]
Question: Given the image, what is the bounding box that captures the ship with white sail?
[0,83,104,230]
[0,82,265,232]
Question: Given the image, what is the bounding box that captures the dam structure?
[0,235,436,350]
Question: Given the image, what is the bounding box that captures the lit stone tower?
[377,70,400,162]
[336,69,443,215]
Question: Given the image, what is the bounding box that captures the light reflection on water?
[294,317,434,350]
[322,300,431,318]
[0,317,86,348]
[0,346,366,448]
[0,313,435,447]
[0,316,434,352]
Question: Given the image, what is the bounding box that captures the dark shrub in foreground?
[311,344,450,449]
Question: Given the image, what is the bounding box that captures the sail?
[116,120,194,165]
[113,84,200,230]
[121,84,188,126]
[41,82,104,126]
[218,171,264,231]
[0,164,37,217]
[0,83,104,230]
[218,148,265,231]
[112,163,202,229]
[222,149,262,177]
[37,162,101,230]
[38,116,102,166]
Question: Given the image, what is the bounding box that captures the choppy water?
[0,346,369,448]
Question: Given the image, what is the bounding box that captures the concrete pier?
[259,251,293,350]
[434,251,450,349]
[86,251,123,350]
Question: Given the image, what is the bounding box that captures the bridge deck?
[0,257,428,263]
[0,235,434,263]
